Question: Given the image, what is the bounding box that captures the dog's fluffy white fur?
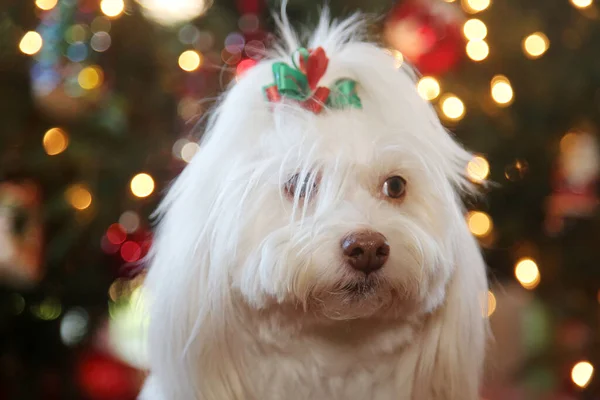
[140,10,488,400]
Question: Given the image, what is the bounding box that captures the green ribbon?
[270,62,309,101]
[263,47,363,111]
[328,79,362,109]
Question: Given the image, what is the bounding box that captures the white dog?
[140,9,488,400]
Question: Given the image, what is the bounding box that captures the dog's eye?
[285,174,318,199]
[383,176,407,199]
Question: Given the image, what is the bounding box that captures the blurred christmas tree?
[1,0,600,398]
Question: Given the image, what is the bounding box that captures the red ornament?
[384,0,465,76]
[77,351,142,400]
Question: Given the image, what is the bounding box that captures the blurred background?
[1,0,600,398]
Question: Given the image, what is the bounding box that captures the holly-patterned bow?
[263,47,362,114]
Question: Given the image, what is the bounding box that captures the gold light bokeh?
[571,361,594,388]
[19,31,43,55]
[467,155,490,182]
[43,128,69,155]
[417,76,441,101]
[467,211,493,237]
[100,0,125,18]
[514,258,540,290]
[491,75,514,106]
[178,50,203,72]
[570,0,593,8]
[36,0,58,10]
[463,19,488,41]
[78,66,103,90]
[65,184,93,210]
[130,173,155,198]
[463,0,491,13]
[466,40,489,61]
[181,142,200,163]
[523,32,550,59]
[440,94,466,121]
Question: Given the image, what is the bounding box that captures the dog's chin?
[308,277,411,322]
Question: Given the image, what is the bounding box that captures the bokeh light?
[570,0,593,8]
[31,297,62,321]
[100,0,125,18]
[65,184,92,210]
[91,32,111,52]
[181,142,200,163]
[440,94,466,121]
[43,127,69,155]
[515,258,540,290]
[78,66,103,90]
[130,173,155,198]
[107,223,127,245]
[463,19,487,41]
[463,0,491,13]
[60,308,89,346]
[467,211,493,237]
[571,361,594,388]
[36,0,58,11]
[466,40,489,61]
[19,31,43,55]
[491,75,514,106]
[121,241,142,263]
[523,32,549,59]
[119,211,140,233]
[417,76,441,101]
[467,155,490,182]
[486,291,497,317]
[178,50,202,72]
[388,49,404,69]
[91,16,111,33]
[236,58,257,78]
[136,0,211,26]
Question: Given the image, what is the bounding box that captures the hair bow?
[263,47,362,114]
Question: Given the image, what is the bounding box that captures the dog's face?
[222,109,462,322]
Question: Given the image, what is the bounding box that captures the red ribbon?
[298,47,329,90]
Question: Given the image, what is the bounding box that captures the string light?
[35,0,58,10]
[571,361,594,388]
[440,94,466,121]
[514,258,540,290]
[43,127,69,155]
[463,0,491,13]
[19,31,43,55]
[463,19,487,41]
[65,184,92,210]
[78,66,103,90]
[417,76,441,101]
[523,32,549,59]
[486,291,497,317]
[466,40,489,61]
[130,173,155,198]
[570,0,593,8]
[100,0,125,18]
[178,50,202,72]
[491,75,514,106]
[467,155,490,182]
[467,211,493,237]
[385,49,404,69]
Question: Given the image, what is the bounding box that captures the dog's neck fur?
[142,300,451,400]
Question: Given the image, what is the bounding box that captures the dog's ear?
[412,209,489,400]
[142,147,245,399]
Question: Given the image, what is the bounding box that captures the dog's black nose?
[341,230,390,274]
